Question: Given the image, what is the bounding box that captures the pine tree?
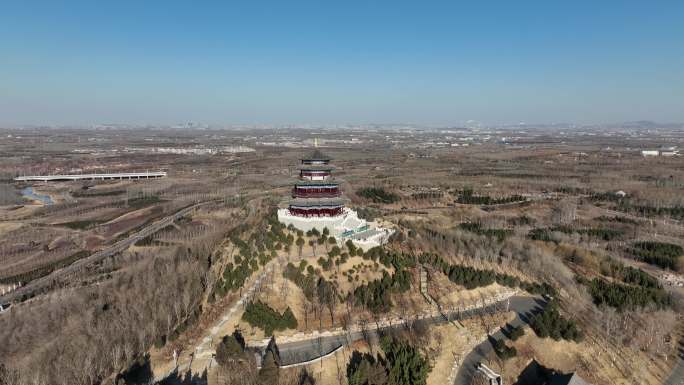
[259,337,281,385]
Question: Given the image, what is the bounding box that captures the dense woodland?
[629,241,683,270]
[458,222,512,241]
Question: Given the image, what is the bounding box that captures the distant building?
[221,145,255,154]
[641,149,680,157]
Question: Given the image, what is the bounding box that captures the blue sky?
[1,0,683,126]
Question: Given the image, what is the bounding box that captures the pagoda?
[277,146,394,248]
[288,149,345,217]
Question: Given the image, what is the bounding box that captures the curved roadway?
[261,295,546,368]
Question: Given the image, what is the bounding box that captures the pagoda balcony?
[300,171,331,178]
[288,207,344,217]
[292,188,341,198]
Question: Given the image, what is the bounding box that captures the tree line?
[598,259,660,289]
[458,222,512,241]
[456,188,525,205]
[583,277,671,311]
[528,226,623,242]
[0,250,89,287]
[417,253,556,296]
[629,241,683,270]
[591,191,684,221]
[356,187,400,204]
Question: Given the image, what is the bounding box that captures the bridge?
[14,171,167,182]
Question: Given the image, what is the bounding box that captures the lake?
[21,187,54,205]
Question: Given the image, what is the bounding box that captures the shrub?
[509,325,525,341]
[530,302,582,342]
[242,301,298,335]
[347,351,388,385]
[493,339,517,360]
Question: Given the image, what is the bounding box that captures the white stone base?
[346,228,395,251]
[277,207,393,249]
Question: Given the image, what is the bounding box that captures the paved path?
[153,290,525,384]
[0,200,216,305]
[454,296,547,385]
[663,336,684,385]
[259,294,538,368]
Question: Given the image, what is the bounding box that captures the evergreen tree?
[347,351,388,385]
[215,331,246,367]
[259,350,280,385]
[380,337,430,385]
[258,336,281,385]
[296,237,305,256]
[283,307,298,329]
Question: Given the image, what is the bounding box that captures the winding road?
[261,295,545,368]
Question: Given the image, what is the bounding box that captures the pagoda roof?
[289,197,345,207]
[302,149,331,161]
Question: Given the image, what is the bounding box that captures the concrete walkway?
[257,292,527,368]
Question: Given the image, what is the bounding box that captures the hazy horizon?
[2,1,683,126]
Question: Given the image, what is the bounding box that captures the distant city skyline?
[1,1,683,126]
